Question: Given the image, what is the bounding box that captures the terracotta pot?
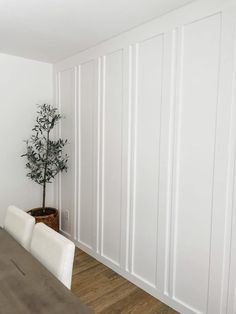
[28,207,59,232]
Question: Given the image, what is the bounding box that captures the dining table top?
[0,227,92,314]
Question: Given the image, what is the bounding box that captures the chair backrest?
[30,223,75,289]
[4,205,35,251]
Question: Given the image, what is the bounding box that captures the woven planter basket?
[28,207,59,232]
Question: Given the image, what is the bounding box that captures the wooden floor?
[72,248,178,314]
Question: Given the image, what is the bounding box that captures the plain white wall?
[0,53,53,226]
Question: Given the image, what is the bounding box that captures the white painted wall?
[0,53,53,226]
[54,0,236,313]
[0,0,194,62]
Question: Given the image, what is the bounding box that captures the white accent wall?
[54,0,236,313]
[0,53,53,226]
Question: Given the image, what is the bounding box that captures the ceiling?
[0,0,195,63]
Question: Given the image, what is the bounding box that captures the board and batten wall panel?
[58,68,76,237]
[170,14,222,313]
[54,1,236,313]
[130,34,164,287]
[78,60,98,250]
[101,50,124,266]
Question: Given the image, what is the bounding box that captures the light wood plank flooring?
[72,248,178,314]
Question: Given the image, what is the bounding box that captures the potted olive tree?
[22,104,68,231]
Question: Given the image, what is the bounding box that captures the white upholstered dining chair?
[3,205,35,251]
[30,223,75,289]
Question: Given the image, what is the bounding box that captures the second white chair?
[3,205,35,251]
[30,223,75,289]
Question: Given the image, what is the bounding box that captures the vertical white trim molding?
[169,25,184,300]
[120,46,130,270]
[125,44,133,272]
[96,56,102,254]
[100,55,106,259]
[130,43,139,276]
[57,71,62,232]
[164,27,178,297]
[76,64,81,243]
[73,66,78,241]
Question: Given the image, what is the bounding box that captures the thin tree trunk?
[42,131,50,213]
[42,180,46,211]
